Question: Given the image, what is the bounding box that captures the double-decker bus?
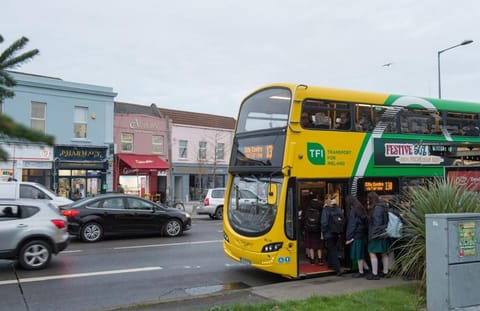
[223,83,480,279]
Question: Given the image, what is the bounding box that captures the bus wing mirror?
[267,184,277,205]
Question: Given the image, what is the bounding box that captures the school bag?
[328,208,345,234]
[386,211,403,238]
[304,207,321,232]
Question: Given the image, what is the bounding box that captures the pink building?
[113,103,170,201]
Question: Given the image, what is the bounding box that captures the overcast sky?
[3,1,479,118]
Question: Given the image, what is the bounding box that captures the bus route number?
[364,181,393,192]
[243,144,273,160]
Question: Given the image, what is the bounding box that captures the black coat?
[368,202,388,240]
[321,204,342,239]
[346,209,368,240]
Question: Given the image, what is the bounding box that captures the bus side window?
[356,114,373,132]
[313,112,331,129]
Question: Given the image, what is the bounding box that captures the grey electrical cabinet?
[426,213,480,311]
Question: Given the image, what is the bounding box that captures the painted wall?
[114,114,168,156]
[171,124,233,164]
[3,72,116,146]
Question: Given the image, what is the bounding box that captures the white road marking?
[61,250,83,253]
[114,239,222,250]
[0,266,162,286]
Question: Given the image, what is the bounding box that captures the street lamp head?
[437,39,473,99]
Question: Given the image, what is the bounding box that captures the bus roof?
[247,83,480,113]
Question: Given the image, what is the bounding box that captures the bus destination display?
[358,178,399,195]
[364,180,394,192]
[242,144,273,160]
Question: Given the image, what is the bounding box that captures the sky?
[3,0,480,118]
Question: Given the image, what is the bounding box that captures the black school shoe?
[379,271,391,278]
[366,273,380,280]
[351,272,365,278]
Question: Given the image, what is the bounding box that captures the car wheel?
[18,240,52,270]
[215,206,223,220]
[173,202,185,210]
[164,219,183,237]
[80,222,103,242]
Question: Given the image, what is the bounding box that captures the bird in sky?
[382,62,393,67]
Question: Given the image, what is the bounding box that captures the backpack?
[305,207,321,232]
[386,211,403,238]
[328,208,345,234]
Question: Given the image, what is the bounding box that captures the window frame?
[121,132,134,152]
[31,101,46,133]
[73,106,88,139]
[152,135,164,154]
[179,140,188,159]
[216,143,225,160]
[198,141,207,160]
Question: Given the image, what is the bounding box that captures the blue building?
[1,72,117,199]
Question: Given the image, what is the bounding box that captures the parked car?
[0,199,70,270]
[0,181,73,208]
[197,188,266,220]
[196,188,225,220]
[61,194,192,242]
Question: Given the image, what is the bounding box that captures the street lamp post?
[437,40,473,99]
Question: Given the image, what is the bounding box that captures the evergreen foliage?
[390,178,480,294]
[0,34,54,161]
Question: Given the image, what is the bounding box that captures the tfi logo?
[307,142,325,165]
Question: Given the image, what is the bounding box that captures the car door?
[0,204,21,252]
[124,197,161,233]
[99,197,129,233]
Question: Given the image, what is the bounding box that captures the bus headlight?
[224,232,230,242]
[261,242,283,253]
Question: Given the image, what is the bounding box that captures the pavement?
[108,274,415,311]
[105,202,414,311]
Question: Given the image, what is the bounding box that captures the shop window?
[74,106,88,138]
[152,135,164,154]
[31,102,46,133]
[121,133,134,152]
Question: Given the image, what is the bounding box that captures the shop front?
[172,164,227,202]
[54,145,109,200]
[115,153,169,202]
[0,141,53,186]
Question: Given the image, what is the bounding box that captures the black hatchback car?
[61,194,191,242]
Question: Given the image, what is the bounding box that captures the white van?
[0,182,73,208]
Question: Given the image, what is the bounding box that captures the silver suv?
[0,199,70,270]
[196,188,225,220]
[196,188,265,220]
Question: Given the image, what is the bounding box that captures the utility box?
[426,213,480,311]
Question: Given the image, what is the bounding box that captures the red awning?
[117,154,169,170]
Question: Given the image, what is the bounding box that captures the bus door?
[296,179,350,277]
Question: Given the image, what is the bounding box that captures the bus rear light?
[261,242,283,253]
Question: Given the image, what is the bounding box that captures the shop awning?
[117,154,169,170]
